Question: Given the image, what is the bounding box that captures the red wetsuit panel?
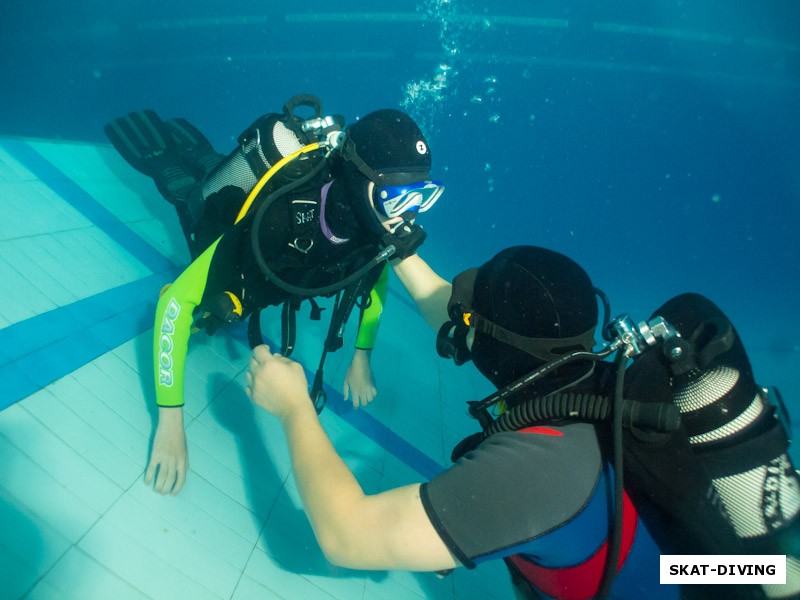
[509,492,638,600]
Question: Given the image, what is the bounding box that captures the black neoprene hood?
[469,246,598,388]
[335,108,434,237]
[346,109,432,178]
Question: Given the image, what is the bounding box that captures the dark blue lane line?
[1,139,444,480]
[0,269,179,366]
[0,140,176,274]
[226,324,446,480]
[0,269,182,412]
[327,395,446,480]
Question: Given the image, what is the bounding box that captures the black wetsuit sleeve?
[200,202,291,317]
[420,424,602,568]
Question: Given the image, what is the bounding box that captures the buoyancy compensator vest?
[190,94,340,255]
[192,94,403,413]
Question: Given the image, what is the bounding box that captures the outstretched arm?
[391,254,452,333]
[147,237,222,495]
[247,345,459,571]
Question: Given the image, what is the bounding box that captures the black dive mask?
[436,267,597,367]
[436,268,476,364]
[436,320,472,365]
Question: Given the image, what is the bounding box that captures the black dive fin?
[165,117,224,179]
[104,110,198,204]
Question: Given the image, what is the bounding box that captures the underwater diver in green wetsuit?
[105,96,444,494]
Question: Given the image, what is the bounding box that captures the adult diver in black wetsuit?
[246,246,800,600]
[105,96,444,495]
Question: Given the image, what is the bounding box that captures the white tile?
[23,233,103,299]
[194,378,294,476]
[380,453,431,490]
[231,575,291,600]
[323,411,388,478]
[0,180,90,239]
[0,431,101,543]
[182,369,236,419]
[0,255,41,323]
[0,146,36,182]
[243,547,342,600]
[84,226,152,277]
[125,481,257,567]
[27,547,152,600]
[0,250,62,314]
[0,402,123,515]
[258,481,319,555]
[364,569,452,600]
[125,216,190,267]
[1,548,41,600]
[99,493,244,597]
[0,240,78,308]
[184,428,280,516]
[110,332,151,376]
[49,228,146,293]
[68,359,153,438]
[453,561,517,600]
[0,488,74,579]
[130,468,263,544]
[188,413,251,478]
[29,141,120,184]
[188,333,248,379]
[79,518,222,600]
[24,578,75,600]
[22,388,144,488]
[181,338,248,413]
[268,535,368,600]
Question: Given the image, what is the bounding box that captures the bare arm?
[145,406,187,495]
[246,346,459,571]
[390,254,452,332]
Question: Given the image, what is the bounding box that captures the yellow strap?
[223,291,243,317]
[234,142,322,224]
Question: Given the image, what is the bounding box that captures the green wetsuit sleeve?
[153,237,222,407]
[355,263,390,350]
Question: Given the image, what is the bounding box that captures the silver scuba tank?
[671,331,800,598]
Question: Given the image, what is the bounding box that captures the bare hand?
[246,345,311,419]
[145,409,188,495]
[343,349,377,408]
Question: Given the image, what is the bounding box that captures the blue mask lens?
[376,180,444,218]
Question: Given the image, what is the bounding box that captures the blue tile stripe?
[0,269,181,411]
[327,394,446,479]
[0,140,176,274]
[1,139,445,481]
[226,324,446,480]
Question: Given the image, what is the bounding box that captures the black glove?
[381,222,427,260]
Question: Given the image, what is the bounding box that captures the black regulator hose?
[250,157,396,297]
[484,390,680,436]
[594,286,613,342]
[596,349,629,600]
[469,348,617,419]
